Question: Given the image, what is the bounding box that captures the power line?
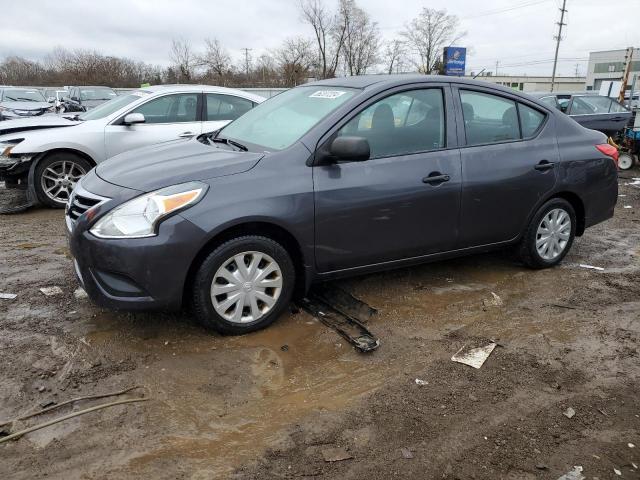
[460,0,551,20]
[550,0,568,92]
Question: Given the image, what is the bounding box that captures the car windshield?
[220,86,358,151]
[80,88,117,101]
[2,89,46,102]
[78,92,149,120]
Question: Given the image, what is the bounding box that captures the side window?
[132,93,198,124]
[609,100,629,113]
[206,94,254,121]
[539,96,559,109]
[519,104,545,137]
[460,90,520,145]
[337,88,445,159]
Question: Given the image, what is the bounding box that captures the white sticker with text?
[309,90,346,99]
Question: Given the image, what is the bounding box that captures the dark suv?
[67,75,618,335]
[62,86,117,112]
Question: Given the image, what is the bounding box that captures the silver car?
[0,85,264,207]
[0,87,55,120]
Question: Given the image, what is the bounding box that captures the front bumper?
[67,181,208,311]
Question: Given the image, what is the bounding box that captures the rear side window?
[519,104,545,137]
[460,90,520,145]
[337,88,445,158]
[539,96,559,109]
[206,94,254,121]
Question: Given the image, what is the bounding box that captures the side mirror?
[330,136,370,162]
[123,113,145,125]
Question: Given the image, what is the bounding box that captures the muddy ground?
[1,176,639,480]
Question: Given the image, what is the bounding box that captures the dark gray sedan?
[531,92,631,137]
[66,75,618,334]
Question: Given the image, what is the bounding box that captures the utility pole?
[574,63,580,77]
[618,47,634,104]
[495,60,499,76]
[241,48,252,78]
[550,0,568,92]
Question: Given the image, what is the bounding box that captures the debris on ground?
[563,407,576,418]
[482,292,503,307]
[39,286,63,296]
[614,467,622,476]
[629,442,635,448]
[624,205,633,209]
[400,448,414,459]
[280,345,289,352]
[0,292,17,300]
[321,447,353,462]
[578,264,605,271]
[414,378,429,386]
[451,342,497,369]
[74,287,88,299]
[556,465,585,480]
[536,463,548,470]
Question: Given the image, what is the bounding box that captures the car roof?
[140,84,265,102]
[304,74,541,97]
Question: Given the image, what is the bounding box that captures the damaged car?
[0,88,55,121]
[0,85,264,208]
[66,75,619,335]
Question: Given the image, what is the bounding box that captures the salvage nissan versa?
[66,75,618,335]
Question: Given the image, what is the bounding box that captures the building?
[465,74,586,93]
[586,48,639,91]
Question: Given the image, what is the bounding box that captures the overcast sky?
[1,0,637,77]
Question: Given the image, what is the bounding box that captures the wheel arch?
[33,148,97,169]
[549,191,586,236]
[182,221,309,307]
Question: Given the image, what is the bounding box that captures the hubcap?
[41,160,86,204]
[210,251,283,324]
[536,208,571,261]
[618,153,633,170]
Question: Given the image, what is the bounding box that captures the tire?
[518,198,576,269]
[192,235,296,335]
[34,152,92,208]
[618,152,634,170]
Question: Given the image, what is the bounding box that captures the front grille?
[66,185,109,229]
[67,193,101,221]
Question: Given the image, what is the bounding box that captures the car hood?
[0,115,79,136]
[95,138,264,191]
[1,101,51,111]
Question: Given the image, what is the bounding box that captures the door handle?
[179,131,195,138]
[534,161,555,171]
[422,173,451,185]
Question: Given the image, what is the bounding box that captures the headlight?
[90,182,207,239]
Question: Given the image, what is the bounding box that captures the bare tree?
[300,0,347,78]
[402,8,465,74]
[198,38,232,84]
[339,0,380,76]
[275,37,315,87]
[170,37,196,82]
[383,39,407,74]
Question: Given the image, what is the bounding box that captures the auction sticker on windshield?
[309,90,347,99]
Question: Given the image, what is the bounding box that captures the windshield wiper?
[209,136,248,152]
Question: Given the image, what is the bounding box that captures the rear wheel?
[518,198,576,269]
[192,236,295,335]
[34,153,91,208]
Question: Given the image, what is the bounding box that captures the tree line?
[0,1,465,88]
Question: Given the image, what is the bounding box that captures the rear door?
[455,86,558,248]
[202,93,257,134]
[104,92,203,158]
[313,84,462,272]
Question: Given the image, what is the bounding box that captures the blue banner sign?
[443,47,466,76]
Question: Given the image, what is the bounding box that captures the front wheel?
[34,153,91,208]
[192,236,296,335]
[518,198,576,269]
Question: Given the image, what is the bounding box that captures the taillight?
[595,144,619,167]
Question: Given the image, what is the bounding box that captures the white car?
[0,85,264,207]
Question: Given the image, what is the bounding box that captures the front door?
[314,86,462,273]
[456,87,558,247]
[104,92,202,158]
